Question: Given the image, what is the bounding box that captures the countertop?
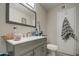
[6,36,46,45]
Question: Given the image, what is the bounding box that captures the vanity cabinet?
[6,38,47,56]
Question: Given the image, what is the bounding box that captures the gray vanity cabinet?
[6,38,47,56]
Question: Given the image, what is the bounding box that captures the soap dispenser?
[35,28,38,36]
[13,26,17,35]
[12,26,21,41]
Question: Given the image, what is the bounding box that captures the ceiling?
[40,3,62,11]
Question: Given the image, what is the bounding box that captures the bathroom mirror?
[6,3,36,28]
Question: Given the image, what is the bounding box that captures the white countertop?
[6,36,46,45]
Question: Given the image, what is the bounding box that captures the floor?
[47,50,72,56]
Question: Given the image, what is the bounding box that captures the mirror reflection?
[7,3,36,27]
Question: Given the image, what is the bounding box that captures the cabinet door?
[41,44,47,56]
[34,44,47,56]
[34,46,42,56]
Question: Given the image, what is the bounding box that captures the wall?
[47,8,57,44]
[35,4,47,35]
[0,3,47,53]
[47,3,79,54]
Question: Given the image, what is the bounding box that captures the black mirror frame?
[6,3,36,28]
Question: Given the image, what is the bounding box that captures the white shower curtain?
[57,7,76,55]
